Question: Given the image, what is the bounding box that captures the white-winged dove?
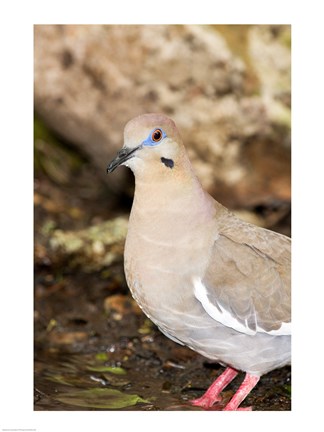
[107,113,291,410]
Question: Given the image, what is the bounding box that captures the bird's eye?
[151,129,163,142]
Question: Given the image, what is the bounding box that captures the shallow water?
[34,267,291,411]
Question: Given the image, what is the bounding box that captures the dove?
[107,113,291,410]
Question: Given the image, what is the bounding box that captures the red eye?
[152,129,163,142]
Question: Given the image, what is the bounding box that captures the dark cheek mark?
[161,157,174,169]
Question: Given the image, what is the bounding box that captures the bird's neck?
[130,161,217,227]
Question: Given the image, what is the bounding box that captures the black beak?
[106,145,142,173]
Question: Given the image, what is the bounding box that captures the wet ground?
[34,129,291,411]
[34,264,291,411]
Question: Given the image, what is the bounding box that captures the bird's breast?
[124,202,217,321]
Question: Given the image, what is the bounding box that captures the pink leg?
[191,367,238,408]
[223,373,260,411]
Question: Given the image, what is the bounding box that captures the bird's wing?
[194,223,291,336]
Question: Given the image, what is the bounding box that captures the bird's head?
[107,113,186,176]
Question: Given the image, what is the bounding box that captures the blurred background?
[34,24,291,411]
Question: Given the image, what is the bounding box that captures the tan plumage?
[107,113,291,410]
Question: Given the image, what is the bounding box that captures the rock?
[48,330,88,345]
[48,217,128,270]
[104,294,141,319]
[34,25,290,209]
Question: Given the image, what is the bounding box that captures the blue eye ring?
[142,128,167,147]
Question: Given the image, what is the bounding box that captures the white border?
[1,1,323,431]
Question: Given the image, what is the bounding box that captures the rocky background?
[34,25,291,411]
[35,24,290,215]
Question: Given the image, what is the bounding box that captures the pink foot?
[191,367,238,409]
[191,393,222,409]
[223,374,260,411]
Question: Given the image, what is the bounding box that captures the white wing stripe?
[193,277,291,336]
